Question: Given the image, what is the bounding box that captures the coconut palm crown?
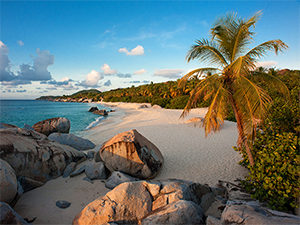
[179,12,289,166]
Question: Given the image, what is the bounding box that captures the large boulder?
[221,201,300,225]
[32,117,70,136]
[97,129,163,179]
[0,123,18,129]
[88,107,98,112]
[0,202,29,225]
[93,109,108,116]
[73,180,207,225]
[73,181,155,225]
[0,128,86,184]
[141,200,204,225]
[0,159,17,203]
[85,162,107,180]
[48,133,95,151]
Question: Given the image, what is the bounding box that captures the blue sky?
[0,0,299,99]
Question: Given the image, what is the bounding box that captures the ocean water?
[0,100,110,134]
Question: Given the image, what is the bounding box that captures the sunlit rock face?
[97,129,164,179]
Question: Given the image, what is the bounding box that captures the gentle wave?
[85,116,104,130]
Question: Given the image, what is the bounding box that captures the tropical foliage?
[179,12,288,166]
[236,69,300,212]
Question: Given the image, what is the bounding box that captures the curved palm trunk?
[228,94,255,166]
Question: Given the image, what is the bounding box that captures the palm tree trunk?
[228,94,255,166]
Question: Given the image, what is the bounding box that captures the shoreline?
[14,101,249,224]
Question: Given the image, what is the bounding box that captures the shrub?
[237,131,299,211]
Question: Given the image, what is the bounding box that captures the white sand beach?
[14,103,248,224]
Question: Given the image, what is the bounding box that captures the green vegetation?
[68,89,101,99]
[179,11,288,166]
[235,69,300,212]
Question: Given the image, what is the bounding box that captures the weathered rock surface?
[88,107,98,112]
[221,201,300,225]
[97,129,164,179]
[105,171,139,189]
[0,159,17,203]
[17,176,44,193]
[0,128,86,184]
[93,109,108,116]
[32,117,70,136]
[73,180,209,225]
[48,133,96,151]
[0,202,29,224]
[141,200,204,225]
[86,151,95,159]
[85,162,107,180]
[73,181,155,225]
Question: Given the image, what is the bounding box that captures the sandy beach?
[14,103,248,224]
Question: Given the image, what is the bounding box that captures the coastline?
[14,101,249,224]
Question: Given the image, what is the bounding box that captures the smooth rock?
[205,196,227,218]
[142,200,204,225]
[0,202,29,224]
[0,159,17,203]
[73,181,153,225]
[88,107,98,112]
[200,192,216,213]
[48,133,96,151]
[70,165,86,177]
[105,171,139,189]
[85,162,107,180]
[56,200,71,209]
[98,129,164,179]
[221,202,300,225]
[63,162,77,178]
[33,117,70,136]
[151,104,162,109]
[0,128,86,183]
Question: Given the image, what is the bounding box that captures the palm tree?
[179,12,289,166]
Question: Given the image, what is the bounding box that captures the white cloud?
[255,61,278,68]
[0,43,54,86]
[118,45,144,56]
[134,69,146,75]
[82,70,103,87]
[101,64,117,75]
[154,69,184,79]
[17,40,24,46]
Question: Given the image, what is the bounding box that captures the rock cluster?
[0,128,86,184]
[74,179,300,225]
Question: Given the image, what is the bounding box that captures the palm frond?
[180,74,220,118]
[203,84,229,135]
[178,67,220,88]
[186,39,228,66]
[246,40,288,60]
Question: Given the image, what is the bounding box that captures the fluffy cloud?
[17,40,24,46]
[134,69,146,75]
[101,64,117,75]
[0,41,54,86]
[80,70,103,87]
[118,45,144,56]
[154,69,184,79]
[103,80,112,86]
[255,61,277,68]
[100,64,132,78]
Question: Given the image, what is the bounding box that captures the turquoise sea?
[0,100,110,134]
